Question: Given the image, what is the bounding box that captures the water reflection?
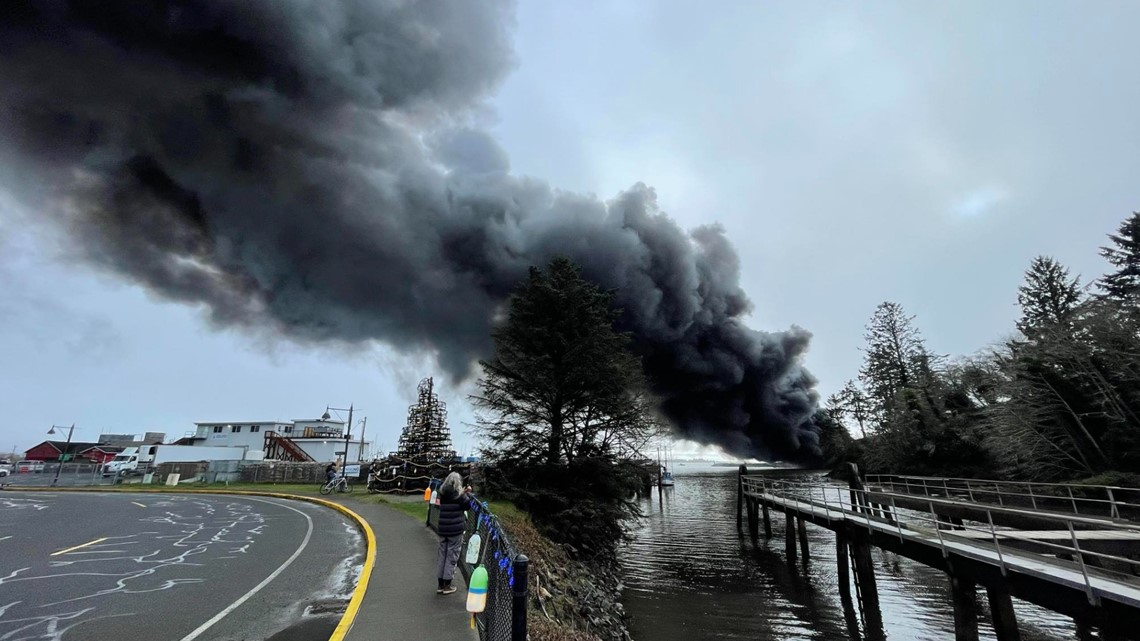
[621,466,1080,641]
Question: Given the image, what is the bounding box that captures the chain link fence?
[427,481,527,641]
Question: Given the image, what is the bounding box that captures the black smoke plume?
[0,0,819,460]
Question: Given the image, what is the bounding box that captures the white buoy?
[465,532,482,564]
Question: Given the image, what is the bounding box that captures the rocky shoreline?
[496,509,631,641]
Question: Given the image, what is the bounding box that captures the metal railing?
[743,475,1140,604]
[865,474,1140,522]
[427,481,528,641]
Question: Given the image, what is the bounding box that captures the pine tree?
[473,257,652,556]
[858,302,937,414]
[836,380,872,438]
[474,256,652,465]
[1099,211,1140,304]
[1016,256,1083,339]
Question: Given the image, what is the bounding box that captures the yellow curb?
[4,487,375,641]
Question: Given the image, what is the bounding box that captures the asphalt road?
[0,492,363,640]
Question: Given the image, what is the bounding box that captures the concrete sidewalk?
[324,496,476,641]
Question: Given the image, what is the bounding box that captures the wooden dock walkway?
[738,466,1140,641]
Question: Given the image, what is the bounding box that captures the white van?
[15,461,45,473]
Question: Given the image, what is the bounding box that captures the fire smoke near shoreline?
[0,1,820,460]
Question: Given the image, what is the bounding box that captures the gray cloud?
[0,0,819,460]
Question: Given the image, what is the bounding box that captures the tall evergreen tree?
[474,256,651,466]
[836,380,872,438]
[473,257,653,557]
[1016,256,1083,339]
[1099,211,1140,304]
[859,301,939,415]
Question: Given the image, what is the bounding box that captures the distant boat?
[658,445,676,487]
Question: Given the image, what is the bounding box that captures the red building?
[77,446,125,464]
[23,441,104,462]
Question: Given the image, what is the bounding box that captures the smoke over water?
[0,1,819,460]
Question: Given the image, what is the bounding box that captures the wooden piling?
[836,531,850,598]
[950,575,980,641]
[797,515,810,562]
[748,498,759,539]
[762,504,772,538]
[986,584,1020,641]
[851,533,882,632]
[736,465,744,534]
[785,514,797,561]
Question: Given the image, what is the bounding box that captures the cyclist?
[325,460,338,483]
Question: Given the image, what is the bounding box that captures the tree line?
[819,212,1140,483]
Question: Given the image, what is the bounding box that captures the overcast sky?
[2,1,1138,459]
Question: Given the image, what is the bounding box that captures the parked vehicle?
[15,460,45,473]
[103,447,143,476]
[104,444,248,476]
[0,463,10,477]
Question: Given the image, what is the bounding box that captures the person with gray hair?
[435,471,472,594]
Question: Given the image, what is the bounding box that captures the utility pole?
[357,417,367,461]
[344,404,353,466]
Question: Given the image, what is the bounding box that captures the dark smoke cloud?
[0,0,819,460]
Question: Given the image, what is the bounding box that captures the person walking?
[435,471,472,594]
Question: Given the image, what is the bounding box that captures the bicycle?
[320,474,353,495]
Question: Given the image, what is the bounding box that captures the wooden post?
[747,498,759,539]
[986,584,1020,641]
[797,515,810,562]
[736,465,745,534]
[851,533,882,632]
[836,531,850,595]
[848,462,865,514]
[762,504,772,538]
[950,574,980,641]
[785,514,797,561]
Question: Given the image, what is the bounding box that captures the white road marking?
[51,537,108,556]
[0,536,11,542]
[131,502,146,508]
[175,498,314,641]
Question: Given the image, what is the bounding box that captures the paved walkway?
[324,496,476,641]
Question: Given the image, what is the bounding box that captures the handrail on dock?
[742,474,1140,601]
[865,474,1140,520]
[737,468,1140,639]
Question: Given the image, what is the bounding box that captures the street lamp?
[325,405,355,468]
[47,423,74,487]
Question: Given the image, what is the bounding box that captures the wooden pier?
[737,465,1140,640]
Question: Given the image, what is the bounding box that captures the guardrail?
[427,481,528,641]
[865,474,1140,521]
[743,475,1140,602]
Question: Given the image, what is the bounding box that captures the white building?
[187,419,372,463]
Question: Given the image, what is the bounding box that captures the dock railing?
[865,474,1140,522]
[743,475,1140,603]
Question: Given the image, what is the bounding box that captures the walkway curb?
[2,487,376,641]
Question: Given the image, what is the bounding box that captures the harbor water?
[621,465,1083,641]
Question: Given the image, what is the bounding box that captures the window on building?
[283,426,293,434]
[250,425,260,433]
[232,425,241,433]
[212,426,223,433]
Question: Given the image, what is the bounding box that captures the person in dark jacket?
[435,471,471,594]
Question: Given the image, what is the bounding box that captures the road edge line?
[6,487,376,641]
